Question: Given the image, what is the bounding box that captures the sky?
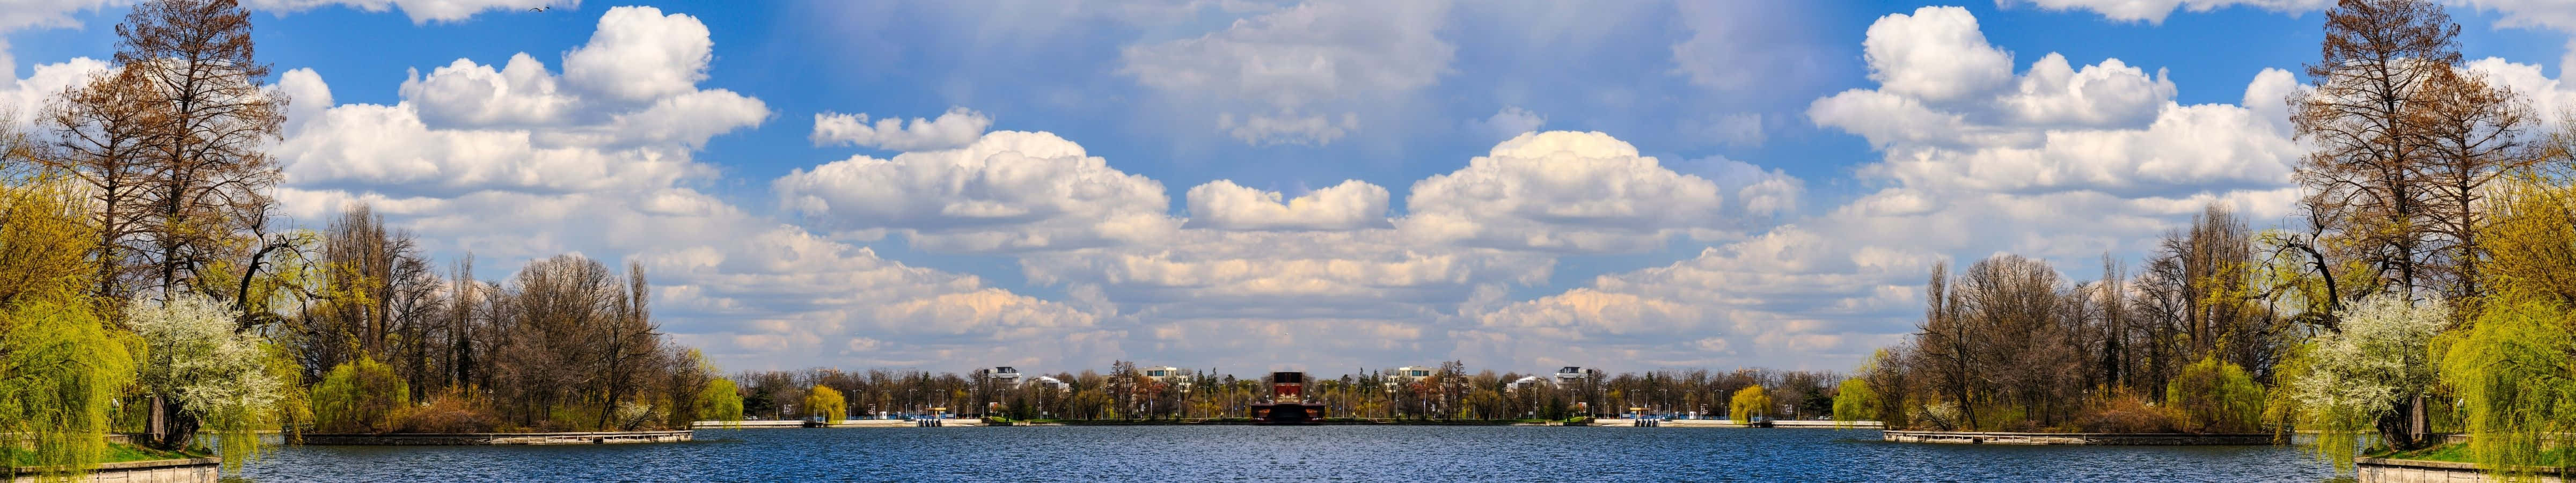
[7,0,2576,376]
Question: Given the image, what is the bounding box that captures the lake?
[227,426,2346,482]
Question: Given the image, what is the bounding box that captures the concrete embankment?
[8,457,219,483]
[301,430,693,445]
[1882,430,2274,445]
[2354,457,2563,482]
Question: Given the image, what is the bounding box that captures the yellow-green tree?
[0,176,139,481]
[1730,385,1772,424]
[698,378,744,427]
[2434,179,2576,479]
[311,359,408,434]
[803,385,846,424]
[1832,378,1879,428]
[2165,356,2263,434]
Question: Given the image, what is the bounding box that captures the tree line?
[730,361,1840,423]
[1836,0,2576,477]
[0,1,726,479]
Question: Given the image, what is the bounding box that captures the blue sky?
[9,0,2576,375]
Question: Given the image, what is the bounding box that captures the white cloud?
[0,57,108,129]
[1861,6,2014,103]
[1465,106,1545,141]
[774,130,1180,252]
[1184,179,1389,231]
[560,6,712,102]
[1399,130,1737,253]
[1118,1,1453,145]
[811,107,993,151]
[398,54,576,127]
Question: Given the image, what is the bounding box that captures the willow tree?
[126,294,288,469]
[804,385,847,424]
[2165,356,2264,434]
[1831,377,1878,428]
[0,177,138,481]
[1729,386,1771,424]
[2434,181,2576,479]
[697,378,744,427]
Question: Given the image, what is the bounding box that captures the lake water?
[227,426,2347,482]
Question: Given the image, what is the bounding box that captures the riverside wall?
[2357,458,2568,482]
[1881,430,2275,445]
[299,430,692,445]
[8,457,219,483]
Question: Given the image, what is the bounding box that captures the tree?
[1729,385,1772,424]
[114,0,289,300]
[2165,356,2264,434]
[309,358,406,434]
[2437,297,2575,479]
[697,378,744,427]
[1832,377,1878,428]
[36,67,163,304]
[803,385,847,424]
[2282,293,2450,461]
[126,294,288,461]
[2290,0,2462,303]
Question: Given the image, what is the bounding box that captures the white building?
[977,367,1023,389]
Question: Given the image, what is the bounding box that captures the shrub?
[2167,356,2265,433]
[310,359,408,434]
[612,401,662,431]
[2074,392,2183,434]
[393,388,497,434]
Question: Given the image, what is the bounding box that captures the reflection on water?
[225,426,2350,482]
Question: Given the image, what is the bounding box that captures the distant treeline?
[731,361,1842,422]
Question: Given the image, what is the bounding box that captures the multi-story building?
[976,367,1022,389]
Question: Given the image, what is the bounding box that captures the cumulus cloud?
[1861,6,2014,103]
[560,6,712,102]
[1118,1,1453,145]
[1399,131,1735,253]
[775,130,1179,252]
[811,107,992,151]
[1184,179,1390,231]
[397,54,576,127]
[0,57,109,129]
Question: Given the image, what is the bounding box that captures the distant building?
[1143,366,1191,392]
[976,367,1022,389]
[1386,365,1435,392]
[1553,367,1591,387]
[1027,375,1069,393]
[1507,376,1548,393]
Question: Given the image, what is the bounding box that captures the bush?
[393,388,497,434]
[2074,392,2183,434]
[612,401,662,430]
[2167,356,2264,433]
[310,359,408,434]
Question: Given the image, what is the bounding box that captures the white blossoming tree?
[2283,292,2450,467]
[127,294,289,468]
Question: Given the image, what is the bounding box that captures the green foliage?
[2166,356,2264,434]
[803,385,846,424]
[2437,297,2576,481]
[0,297,137,482]
[697,378,744,427]
[1729,385,1772,424]
[310,359,408,434]
[1832,377,1878,428]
